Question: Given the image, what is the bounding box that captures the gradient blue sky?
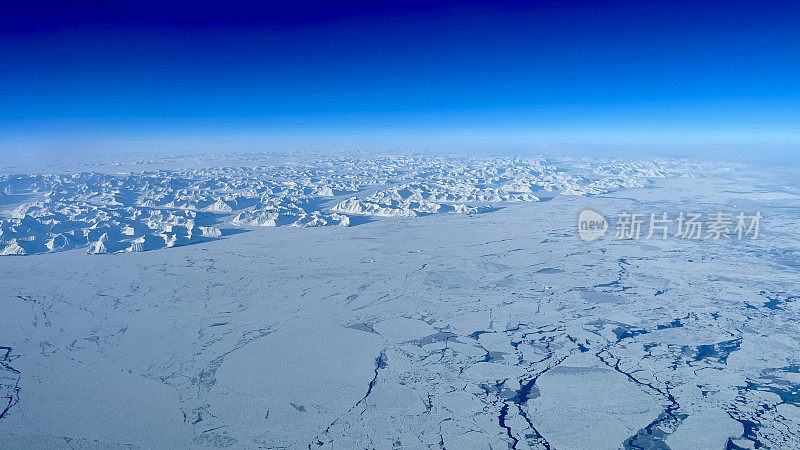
[2,1,799,160]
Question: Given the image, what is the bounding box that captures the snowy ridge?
[0,155,731,255]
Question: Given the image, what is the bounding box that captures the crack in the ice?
[508,353,566,450]
[596,348,684,450]
[492,333,566,450]
[193,326,276,392]
[362,350,386,404]
[309,349,387,448]
[498,403,519,449]
[0,346,21,421]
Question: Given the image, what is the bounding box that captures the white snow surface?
[0,154,726,256]
[0,153,798,449]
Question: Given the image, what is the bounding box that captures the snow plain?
[0,153,798,449]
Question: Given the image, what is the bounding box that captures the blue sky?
[2,1,799,160]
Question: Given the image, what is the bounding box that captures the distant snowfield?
[0,154,728,256]
[1,154,799,448]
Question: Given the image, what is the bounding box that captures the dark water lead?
[0,346,21,421]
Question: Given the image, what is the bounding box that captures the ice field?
[1,153,798,448]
